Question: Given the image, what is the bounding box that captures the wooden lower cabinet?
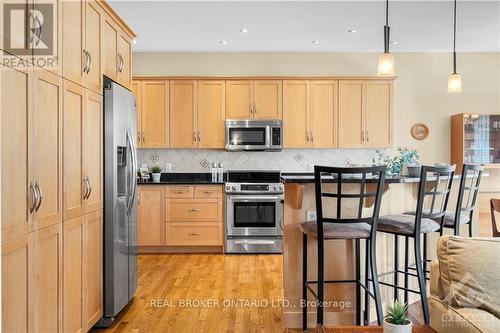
[137,186,165,246]
[84,210,103,329]
[166,223,222,246]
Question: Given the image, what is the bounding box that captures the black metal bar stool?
[376,165,456,325]
[300,165,386,330]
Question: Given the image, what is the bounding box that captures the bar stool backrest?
[313,165,387,240]
[452,164,484,233]
[415,165,456,236]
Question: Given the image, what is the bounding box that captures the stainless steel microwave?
[225,119,283,151]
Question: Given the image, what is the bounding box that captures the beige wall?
[133,52,500,164]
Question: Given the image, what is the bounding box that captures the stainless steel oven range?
[225,170,284,254]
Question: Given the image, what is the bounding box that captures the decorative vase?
[152,173,161,182]
[383,318,412,333]
[404,165,422,177]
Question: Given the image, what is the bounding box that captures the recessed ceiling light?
[219,40,227,45]
[239,28,249,33]
[390,41,398,45]
[312,40,320,44]
[347,29,357,33]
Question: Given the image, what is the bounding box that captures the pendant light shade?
[377,0,395,76]
[447,0,462,93]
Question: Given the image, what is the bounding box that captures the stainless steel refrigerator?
[98,78,138,327]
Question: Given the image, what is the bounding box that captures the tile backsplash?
[138,148,383,172]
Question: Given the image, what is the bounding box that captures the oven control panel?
[225,182,284,194]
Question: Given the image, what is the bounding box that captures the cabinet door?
[33,0,62,74]
[142,80,169,147]
[170,80,197,148]
[338,81,364,148]
[84,91,103,213]
[131,80,142,147]
[117,32,132,89]
[85,0,102,93]
[1,65,33,241]
[63,81,85,220]
[63,216,84,333]
[137,186,165,246]
[225,80,253,119]
[254,80,282,119]
[365,81,392,147]
[311,80,338,148]
[62,0,85,85]
[2,233,33,333]
[283,80,310,148]
[33,70,63,231]
[197,80,225,148]
[84,210,103,329]
[102,14,118,81]
[33,223,63,333]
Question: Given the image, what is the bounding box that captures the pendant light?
[377,0,395,76]
[447,0,462,93]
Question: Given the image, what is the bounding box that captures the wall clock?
[411,123,429,140]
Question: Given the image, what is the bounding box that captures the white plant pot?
[152,173,161,182]
[383,318,412,333]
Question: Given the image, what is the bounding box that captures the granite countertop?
[138,173,225,185]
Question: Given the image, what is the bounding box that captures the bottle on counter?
[218,162,224,183]
[211,163,218,183]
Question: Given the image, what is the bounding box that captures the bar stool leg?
[302,233,308,331]
[317,237,324,325]
[355,239,361,325]
[394,235,399,301]
[414,235,430,324]
[404,236,409,304]
[369,236,383,325]
[468,221,473,237]
[423,233,428,287]
[364,239,370,325]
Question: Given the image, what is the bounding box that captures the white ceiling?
[109,0,500,52]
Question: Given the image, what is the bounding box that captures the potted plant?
[372,147,420,177]
[383,300,412,333]
[149,166,162,183]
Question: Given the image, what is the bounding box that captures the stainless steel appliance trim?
[225,119,282,151]
[225,237,283,254]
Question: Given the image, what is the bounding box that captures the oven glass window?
[229,128,266,146]
[233,202,275,228]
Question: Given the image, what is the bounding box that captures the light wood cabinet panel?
[365,81,392,147]
[254,80,282,119]
[311,80,338,148]
[166,199,223,222]
[33,0,62,73]
[166,224,222,246]
[165,186,194,198]
[225,80,253,119]
[1,65,33,241]
[338,81,364,148]
[33,70,63,231]
[283,80,310,148]
[117,32,132,89]
[102,15,118,81]
[85,0,102,93]
[63,215,85,333]
[63,81,85,220]
[62,0,85,85]
[194,186,223,198]
[141,80,169,148]
[131,80,142,147]
[170,80,197,148]
[33,223,63,333]
[84,210,103,330]
[2,233,33,333]
[198,80,225,148]
[137,186,165,246]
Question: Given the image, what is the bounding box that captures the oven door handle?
[227,196,283,202]
[234,240,278,245]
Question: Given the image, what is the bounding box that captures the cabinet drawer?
[195,186,223,198]
[167,200,222,222]
[166,186,194,198]
[166,224,222,246]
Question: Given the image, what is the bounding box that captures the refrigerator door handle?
[126,129,138,215]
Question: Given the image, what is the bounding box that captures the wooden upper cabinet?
[1,65,33,241]
[311,80,338,148]
[365,81,392,147]
[170,80,197,148]
[338,81,364,148]
[33,223,63,333]
[197,81,226,148]
[62,0,85,85]
[84,0,102,93]
[254,80,282,119]
[225,80,253,119]
[102,14,118,81]
[33,70,63,231]
[131,81,143,146]
[141,80,169,148]
[33,0,62,73]
[283,80,310,148]
[137,186,165,246]
[84,210,103,329]
[117,33,132,89]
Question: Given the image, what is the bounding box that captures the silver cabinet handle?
[250,105,253,114]
[361,130,365,143]
[188,208,200,212]
[34,182,43,211]
[193,131,197,143]
[83,177,89,199]
[141,131,145,143]
[197,130,201,142]
[87,51,92,74]
[188,232,200,236]
[366,130,369,142]
[117,54,122,73]
[86,177,92,199]
[174,190,184,194]
[203,191,213,194]
[83,50,89,74]
[306,130,310,142]
[29,182,37,213]
[254,104,257,114]
[137,194,140,206]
